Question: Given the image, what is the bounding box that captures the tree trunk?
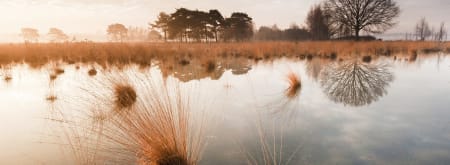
[355,29,360,41]
[215,31,218,42]
[163,31,167,42]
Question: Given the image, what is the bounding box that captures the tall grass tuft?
[57,69,209,164]
[113,84,137,109]
[107,79,207,165]
[285,72,301,99]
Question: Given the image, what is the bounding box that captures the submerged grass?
[240,107,303,165]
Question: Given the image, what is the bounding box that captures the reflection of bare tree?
[320,61,394,107]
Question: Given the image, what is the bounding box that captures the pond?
[0,53,449,164]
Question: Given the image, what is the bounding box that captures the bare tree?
[47,28,69,42]
[415,18,432,41]
[306,5,331,40]
[20,28,39,43]
[320,61,394,107]
[435,22,447,42]
[324,0,400,40]
[107,23,128,42]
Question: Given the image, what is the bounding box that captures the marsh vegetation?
[0,48,449,164]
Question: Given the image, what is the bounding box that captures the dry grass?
[241,113,303,165]
[113,84,137,109]
[285,72,301,99]
[3,75,12,82]
[52,71,209,164]
[46,95,58,102]
[49,73,58,81]
[54,67,65,75]
[0,41,448,68]
[109,81,206,165]
[88,68,97,76]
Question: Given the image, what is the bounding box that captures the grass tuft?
[285,72,301,98]
[113,84,137,109]
[46,95,58,102]
[88,68,98,76]
[362,55,372,63]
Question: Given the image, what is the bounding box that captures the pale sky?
[0,0,449,41]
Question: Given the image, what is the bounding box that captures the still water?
[0,54,449,164]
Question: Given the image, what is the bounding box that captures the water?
[0,54,449,164]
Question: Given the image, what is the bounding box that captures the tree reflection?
[159,57,251,82]
[320,61,394,107]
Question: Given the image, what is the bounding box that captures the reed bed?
[0,41,448,68]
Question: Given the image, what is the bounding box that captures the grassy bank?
[0,41,448,68]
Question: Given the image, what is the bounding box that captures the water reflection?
[319,60,394,107]
[306,58,332,81]
[158,57,252,82]
[1,64,13,83]
[1,53,450,164]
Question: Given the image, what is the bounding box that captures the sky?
[0,0,449,42]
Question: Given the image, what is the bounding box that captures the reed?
[240,114,303,165]
[113,84,137,109]
[88,68,98,76]
[56,71,209,164]
[46,95,58,102]
[0,41,447,68]
[109,81,206,165]
[285,72,301,99]
[3,75,12,82]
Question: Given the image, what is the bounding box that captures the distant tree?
[47,28,69,42]
[189,10,212,42]
[148,30,162,41]
[127,26,148,42]
[208,10,225,42]
[254,25,283,41]
[157,8,253,42]
[21,28,39,43]
[255,26,275,40]
[107,23,128,42]
[415,18,432,41]
[151,12,171,42]
[224,12,254,41]
[168,8,191,42]
[435,22,447,42]
[254,24,310,41]
[324,0,400,40]
[284,24,310,41]
[306,5,331,40]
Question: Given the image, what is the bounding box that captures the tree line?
[404,18,447,41]
[150,8,253,42]
[19,0,448,43]
[20,28,70,43]
[117,0,404,42]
